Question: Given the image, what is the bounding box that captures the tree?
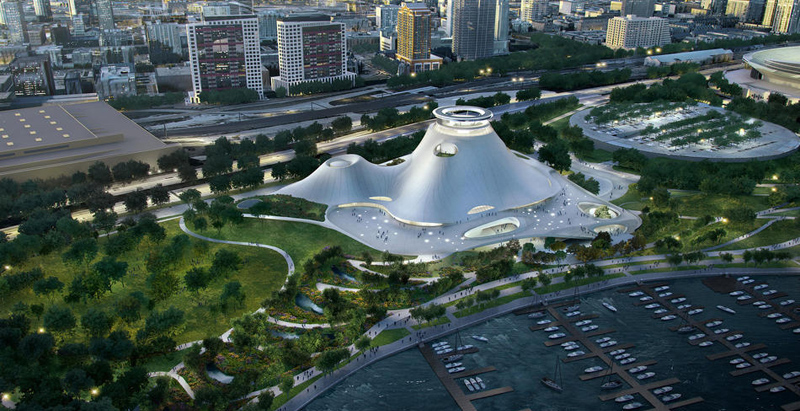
[331,116,353,134]
[538,139,571,171]
[92,256,129,289]
[92,209,118,234]
[82,308,115,338]
[538,273,552,287]
[62,237,99,267]
[279,375,294,395]
[355,335,372,351]
[179,189,202,208]
[315,348,349,374]
[203,337,225,357]
[652,187,671,208]
[43,305,77,335]
[667,253,684,266]
[124,190,148,213]
[184,267,210,294]
[33,276,64,300]
[220,281,246,310]
[178,163,198,183]
[720,252,734,263]
[62,368,94,397]
[210,249,242,278]
[148,271,181,301]
[516,86,541,101]
[521,277,538,293]
[150,184,170,206]
[257,391,275,409]
[88,162,113,186]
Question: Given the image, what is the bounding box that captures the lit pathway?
[148,370,195,400]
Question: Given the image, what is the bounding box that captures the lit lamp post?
[38,327,45,334]
[90,388,99,396]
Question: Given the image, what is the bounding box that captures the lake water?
[306,275,800,411]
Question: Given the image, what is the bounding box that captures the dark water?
[306,275,800,411]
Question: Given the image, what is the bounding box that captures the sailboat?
[600,363,623,390]
[541,356,564,392]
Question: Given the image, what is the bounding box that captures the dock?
[534,299,698,411]
[418,343,513,411]
[699,275,800,409]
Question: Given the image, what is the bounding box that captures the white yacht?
[726,334,743,341]
[659,292,673,298]
[752,353,768,359]
[736,362,752,369]
[575,320,592,326]
[671,297,687,303]
[677,304,692,310]
[629,291,644,297]
[737,295,752,301]
[448,366,465,373]
[742,279,755,284]
[752,378,770,386]
[446,362,463,369]
[767,313,782,319]
[654,309,668,314]
[699,341,714,347]
[717,305,736,314]
[615,353,631,360]
[754,284,769,290]
[730,358,746,365]
[568,350,586,357]
[758,304,773,310]
[662,393,682,402]
[730,291,744,296]
[714,328,730,334]
[564,345,581,351]
[603,302,618,312]
[688,308,703,315]
[645,303,660,309]
[565,311,581,317]
[537,319,552,325]
[737,276,751,281]
[777,317,791,324]
[783,371,800,379]
[549,333,566,339]
[585,366,604,373]
[610,349,627,356]
[661,315,677,321]
[600,341,618,348]
[475,377,486,389]
[794,328,800,334]
[760,356,778,364]
[596,337,611,343]
[653,386,672,395]
[582,325,599,332]
[629,366,647,374]
[615,394,635,403]
[623,402,643,410]
[780,299,795,306]
[472,335,489,342]
[637,372,655,380]
[706,320,722,327]
[763,290,777,296]
[688,333,706,341]
[771,386,787,393]
[464,379,475,392]
[528,312,546,319]
[620,357,637,365]
[735,342,751,348]
[655,286,670,292]
[544,326,559,332]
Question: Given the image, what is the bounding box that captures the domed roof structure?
[278,106,561,226]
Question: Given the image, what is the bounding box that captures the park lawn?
[678,220,764,252]
[197,218,386,269]
[139,350,185,372]
[751,186,776,195]
[372,328,410,346]
[534,273,625,294]
[412,316,451,329]
[611,186,648,210]
[453,291,528,318]
[547,116,572,130]
[0,219,288,345]
[669,193,771,218]
[631,265,706,275]
[716,220,800,251]
[578,148,614,163]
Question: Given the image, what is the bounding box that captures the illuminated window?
[14,113,20,116]
[19,119,25,122]
[29,131,36,135]
[63,134,70,138]
[467,205,495,214]
[34,137,42,142]
[23,125,30,128]
[44,115,50,119]
[6,142,12,146]
[56,127,62,131]
[49,121,56,125]
[38,110,45,113]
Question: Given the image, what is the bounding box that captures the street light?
[38,327,45,334]
[656,48,662,53]
[646,50,653,55]
[90,388,99,396]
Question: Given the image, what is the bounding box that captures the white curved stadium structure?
[276,106,641,254]
[743,46,800,92]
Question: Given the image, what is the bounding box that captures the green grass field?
[196,218,387,268]
[716,219,800,251]
[1,219,289,345]
[372,328,410,346]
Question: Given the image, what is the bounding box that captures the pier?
[418,343,513,411]
[533,299,700,410]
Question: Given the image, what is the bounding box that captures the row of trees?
[360,103,437,132]
[539,68,632,91]
[455,92,510,108]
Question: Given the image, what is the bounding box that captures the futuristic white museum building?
[277,106,641,255]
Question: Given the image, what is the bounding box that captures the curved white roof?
[278,106,563,225]
[744,46,800,89]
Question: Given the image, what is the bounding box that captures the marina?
[308,276,800,411]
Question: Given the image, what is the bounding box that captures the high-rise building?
[493,0,509,55]
[187,15,263,102]
[520,0,547,21]
[620,0,655,16]
[271,14,355,92]
[2,0,28,44]
[726,0,750,17]
[257,10,284,40]
[376,4,400,30]
[397,2,442,73]
[762,0,800,33]
[72,14,86,35]
[605,15,669,49]
[146,21,186,55]
[33,0,52,21]
[68,0,91,17]
[96,0,115,31]
[451,0,496,60]
[10,55,55,96]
